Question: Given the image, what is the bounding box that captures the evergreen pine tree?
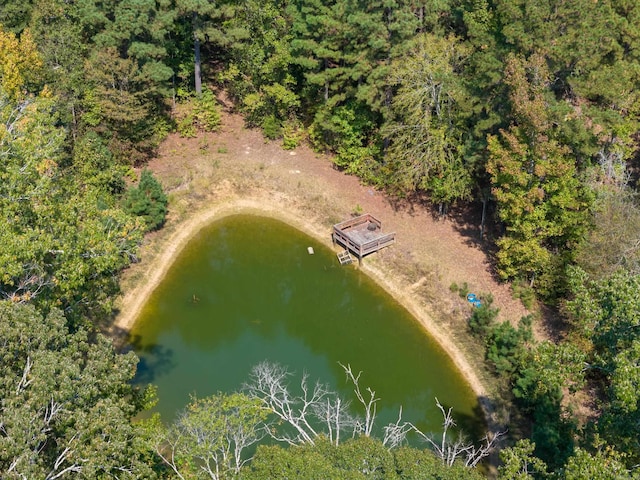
[124,169,168,231]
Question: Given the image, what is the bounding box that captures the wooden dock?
[332,214,395,265]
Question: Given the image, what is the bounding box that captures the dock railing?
[360,232,396,256]
[333,213,380,232]
[332,214,395,262]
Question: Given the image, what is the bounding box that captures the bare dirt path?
[115,106,530,407]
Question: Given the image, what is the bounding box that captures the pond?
[129,214,483,439]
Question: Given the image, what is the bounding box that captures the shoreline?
[114,199,488,401]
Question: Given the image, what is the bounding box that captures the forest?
[0,0,639,478]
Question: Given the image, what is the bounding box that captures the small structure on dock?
[332,214,396,265]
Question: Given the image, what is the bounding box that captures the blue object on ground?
[466,293,476,302]
[473,300,482,308]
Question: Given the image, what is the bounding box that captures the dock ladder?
[337,250,353,265]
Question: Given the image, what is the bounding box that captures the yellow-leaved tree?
[0,25,42,98]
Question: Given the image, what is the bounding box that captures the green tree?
[175,0,250,95]
[71,130,128,196]
[0,26,42,98]
[310,101,380,177]
[576,186,640,279]
[28,0,89,134]
[468,294,500,336]
[383,33,473,213]
[451,0,509,166]
[0,0,35,32]
[240,441,341,479]
[153,392,269,479]
[287,0,453,168]
[0,302,156,478]
[486,53,592,295]
[485,316,532,376]
[393,445,484,479]
[287,0,380,165]
[498,439,548,479]
[124,169,168,232]
[0,74,142,320]
[83,46,168,163]
[562,446,637,480]
[512,342,586,405]
[504,339,586,469]
[328,434,395,478]
[242,436,484,479]
[220,0,299,130]
[287,0,351,107]
[73,0,175,163]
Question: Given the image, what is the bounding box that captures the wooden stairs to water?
[337,250,353,265]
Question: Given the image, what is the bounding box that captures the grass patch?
[450,281,470,298]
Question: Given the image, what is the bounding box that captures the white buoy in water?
[307,246,314,255]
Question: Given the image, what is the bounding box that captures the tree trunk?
[382,83,392,153]
[323,59,329,102]
[480,195,487,241]
[193,12,202,96]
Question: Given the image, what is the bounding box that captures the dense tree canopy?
[565,268,640,465]
[242,436,485,479]
[0,302,155,478]
[0,26,143,320]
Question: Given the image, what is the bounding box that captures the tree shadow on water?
[124,332,177,385]
[438,397,491,445]
[431,396,505,473]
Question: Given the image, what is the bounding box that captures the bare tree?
[2,264,53,304]
[340,363,379,437]
[152,428,187,480]
[382,407,414,449]
[596,142,631,188]
[244,361,333,446]
[45,436,83,480]
[311,396,358,446]
[414,398,505,468]
[339,363,417,448]
[244,362,498,464]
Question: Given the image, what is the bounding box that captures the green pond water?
[130,214,483,439]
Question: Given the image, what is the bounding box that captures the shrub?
[457,282,469,298]
[512,280,537,310]
[282,118,304,150]
[261,115,282,140]
[468,294,499,336]
[152,115,174,143]
[177,114,197,138]
[176,88,220,137]
[194,88,221,132]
